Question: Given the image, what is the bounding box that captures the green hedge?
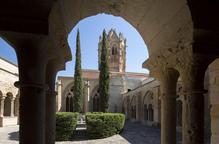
[56,112,79,141]
[86,112,125,139]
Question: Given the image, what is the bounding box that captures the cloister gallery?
[0,0,219,144]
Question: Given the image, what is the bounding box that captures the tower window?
[112,47,117,55]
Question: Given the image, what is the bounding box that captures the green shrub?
[56,112,79,141]
[86,112,125,139]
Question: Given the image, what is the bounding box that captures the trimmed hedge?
[86,112,125,139]
[56,112,79,141]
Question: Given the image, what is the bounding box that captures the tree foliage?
[99,30,110,112]
[73,29,83,112]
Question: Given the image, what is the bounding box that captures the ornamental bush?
[86,112,125,139]
[56,112,79,141]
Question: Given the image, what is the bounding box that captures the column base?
[0,116,18,127]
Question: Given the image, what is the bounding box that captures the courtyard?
[0,121,182,144]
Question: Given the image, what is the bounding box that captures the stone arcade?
[0,57,19,127]
[0,1,219,144]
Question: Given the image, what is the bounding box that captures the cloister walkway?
[0,121,181,144]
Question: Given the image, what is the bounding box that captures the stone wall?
[57,71,146,113]
[0,57,18,96]
[0,57,19,127]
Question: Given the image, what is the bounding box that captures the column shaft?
[16,39,48,144]
[180,57,212,144]
[155,68,179,144]
[182,88,206,144]
[45,60,61,144]
[45,90,56,144]
[10,98,15,117]
[161,96,176,144]
[0,98,5,117]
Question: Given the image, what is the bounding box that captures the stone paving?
[0,121,182,144]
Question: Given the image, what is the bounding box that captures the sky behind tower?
[0,14,149,76]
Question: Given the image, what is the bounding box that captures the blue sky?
[0,14,149,76]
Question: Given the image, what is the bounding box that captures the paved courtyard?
[0,121,181,144]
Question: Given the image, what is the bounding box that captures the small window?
[112,47,117,55]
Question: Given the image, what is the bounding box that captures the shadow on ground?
[120,121,182,144]
[8,131,19,141]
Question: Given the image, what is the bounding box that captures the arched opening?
[148,104,154,121]
[4,93,12,117]
[66,96,70,112]
[143,90,154,124]
[64,85,74,112]
[144,104,148,121]
[176,100,182,127]
[130,96,137,120]
[58,13,149,77]
[1,1,215,144]
[93,93,100,112]
[70,97,74,112]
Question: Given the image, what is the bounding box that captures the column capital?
[14,81,48,90]
[46,90,57,97]
[0,95,6,100]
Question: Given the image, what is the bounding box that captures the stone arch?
[51,0,193,58]
[64,83,74,112]
[143,90,154,122]
[90,85,100,112]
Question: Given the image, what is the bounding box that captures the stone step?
[74,128,88,140]
[77,123,86,128]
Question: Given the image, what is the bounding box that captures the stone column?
[14,36,49,144]
[152,68,179,144]
[181,78,208,144]
[45,59,63,144]
[179,55,215,144]
[9,95,15,117]
[45,90,57,144]
[0,95,5,117]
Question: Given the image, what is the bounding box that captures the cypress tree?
[99,30,110,112]
[73,29,83,112]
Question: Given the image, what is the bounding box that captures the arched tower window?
[112,46,118,55]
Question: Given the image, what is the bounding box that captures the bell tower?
[98,29,126,72]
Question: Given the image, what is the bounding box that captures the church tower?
[98,29,126,72]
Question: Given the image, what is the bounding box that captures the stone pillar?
[45,90,57,144]
[152,68,179,144]
[15,37,49,144]
[45,59,63,144]
[179,55,215,144]
[0,96,5,117]
[9,96,15,117]
[181,71,207,144]
[14,95,20,117]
